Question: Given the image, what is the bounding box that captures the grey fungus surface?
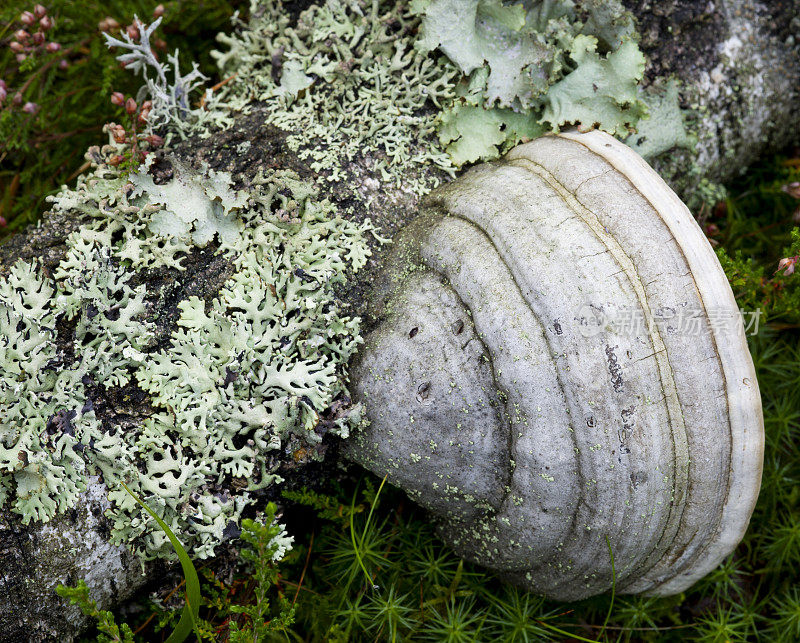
[345,130,764,601]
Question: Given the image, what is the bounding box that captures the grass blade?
[120,482,201,643]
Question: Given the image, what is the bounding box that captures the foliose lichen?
[0,122,370,559]
[210,0,691,177]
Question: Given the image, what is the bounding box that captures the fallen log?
[0,0,797,639]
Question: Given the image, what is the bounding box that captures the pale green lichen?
[1,130,370,559]
[413,0,649,164]
[208,0,690,179]
[625,79,696,160]
[0,251,148,525]
[210,0,460,192]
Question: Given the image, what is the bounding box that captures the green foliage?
[225,506,296,641]
[61,500,296,643]
[281,484,366,524]
[57,581,136,643]
[0,0,244,234]
[712,156,800,327]
[58,485,199,643]
[771,588,800,643]
[121,481,202,643]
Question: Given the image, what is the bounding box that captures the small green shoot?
[120,481,201,643]
[350,474,388,592]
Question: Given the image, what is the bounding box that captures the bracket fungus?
[346,130,764,601]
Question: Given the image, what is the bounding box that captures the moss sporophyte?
[1,0,693,563]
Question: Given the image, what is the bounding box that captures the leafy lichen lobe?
[0,135,370,560]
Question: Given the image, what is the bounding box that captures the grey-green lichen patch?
[413,0,651,164]
[625,80,695,161]
[210,0,460,194]
[0,259,92,524]
[53,142,249,273]
[207,0,688,187]
[1,136,370,560]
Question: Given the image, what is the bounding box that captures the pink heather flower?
[110,91,125,106]
[153,4,165,18]
[32,32,45,46]
[15,54,27,63]
[145,134,164,147]
[22,101,39,114]
[9,41,25,53]
[111,124,127,143]
[12,92,22,106]
[14,29,29,42]
[39,16,53,31]
[125,97,137,114]
[126,24,140,40]
[0,216,7,227]
[0,87,7,103]
[58,59,68,69]
[782,182,800,199]
[20,11,35,26]
[33,4,47,19]
[777,256,798,276]
[46,41,61,53]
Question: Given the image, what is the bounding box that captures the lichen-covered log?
[0,0,795,639]
[623,0,800,198]
[0,114,441,642]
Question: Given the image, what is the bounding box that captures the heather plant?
[0,0,244,233]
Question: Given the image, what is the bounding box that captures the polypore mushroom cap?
[345,130,764,601]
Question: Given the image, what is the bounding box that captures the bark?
[625,0,800,195]
[0,1,798,638]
